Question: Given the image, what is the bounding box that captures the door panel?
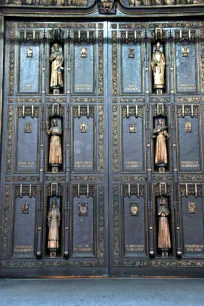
[108,21,204,277]
[1,20,204,277]
[0,21,108,277]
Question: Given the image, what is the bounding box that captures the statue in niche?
[129,0,142,5]
[129,0,151,5]
[50,43,64,91]
[157,198,171,252]
[67,0,88,5]
[151,42,166,90]
[153,119,169,167]
[154,0,162,4]
[143,0,151,4]
[164,0,174,3]
[48,199,60,257]
[54,0,64,4]
[47,118,62,172]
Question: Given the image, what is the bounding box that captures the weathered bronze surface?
[47,200,60,257]
[1,4,204,277]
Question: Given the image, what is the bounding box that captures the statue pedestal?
[156,89,163,95]
[53,88,60,95]
[52,166,59,173]
[159,167,166,173]
[50,251,56,258]
[162,251,169,257]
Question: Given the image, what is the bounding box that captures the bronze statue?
[54,0,64,5]
[48,200,60,257]
[151,42,166,90]
[129,0,142,5]
[154,0,162,4]
[157,198,171,251]
[50,43,64,90]
[153,119,169,166]
[47,118,62,172]
[100,0,115,12]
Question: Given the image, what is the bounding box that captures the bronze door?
[1,20,204,277]
[108,21,204,277]
[0,21,109,277]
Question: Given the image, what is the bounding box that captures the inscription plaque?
[13,196,36,258]
[73,117,94,172]
[123,195,146,257]
[17,117,38,172]
[122,44,142,94]
[73,195,94,256]
[122,116,144,172]
[19,44,40,93]
[74,44,94,93]
[182,195,204,256]
[176,42,197,93]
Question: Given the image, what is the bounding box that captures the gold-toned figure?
[157,198,171,251]
[48,200,60,256]
[164,0,174,4]
[154,0,162,4]
[151,42,166,90]
[47,119,62,172]
[50,43,64,89]
[153,119,169,166]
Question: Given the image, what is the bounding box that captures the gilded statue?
[153,119,169,166]
[50,43,64,90]
[154,0,162,4]
[157,198,171,251]
[164,0,174,3]
[151,42,166,90]
[48,200,60,256]
[47,118,62,172]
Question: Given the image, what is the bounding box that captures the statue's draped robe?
[50,51,63,88]
[154,126,168,165]
[49,127,62,165]
[158,206,171,250]
[151,50,165,89]
[48,207,60,249]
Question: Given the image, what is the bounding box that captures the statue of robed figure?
[47,200,60,257]
[47,118,62,172]
[50,43,64,91]
[157,197,171,252]
[153,119,169,167]
[151,42,166,90]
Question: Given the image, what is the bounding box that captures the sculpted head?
[156,42,161,51]
[52,119,58,127]
[53,43,59,52]
[157,119,163,125]
[52,200,57,208]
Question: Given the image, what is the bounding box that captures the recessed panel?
[73,116,94,172]
[73,44,94,94]
[178,116,201,172]
[13,196,36,258]
[121,44,142,94]
[16,116,38,172]
[123,195,146,257]
[176,42,197,93]
[122,116,144,172]
[19,44,40,93]
[182,195,204,256]
[73,195,94,257]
